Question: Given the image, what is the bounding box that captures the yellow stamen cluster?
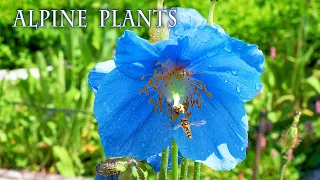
[139,60,212,121]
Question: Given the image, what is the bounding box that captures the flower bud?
[280,111,302,153]
[96,157,139,177]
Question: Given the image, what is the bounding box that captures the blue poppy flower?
[89,8,264,170]
[95,174,119,180]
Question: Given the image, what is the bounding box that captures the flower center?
[139,60,212,121]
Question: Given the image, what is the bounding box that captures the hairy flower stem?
[208,0,217,25]
[149,0,168,42]
[159,147,169,180]
[171,141,179,180]
[157,0,164,9]
[181,158,188,180]
[280,154,288,180]
[193,162,201,180]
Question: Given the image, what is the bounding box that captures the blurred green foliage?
[0,0,320,179]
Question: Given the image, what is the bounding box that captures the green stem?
[157,0,164,9]
[159,147,169,180]
[280,153,288,180]
[193,162,201,180]
[181,158,188,180]
[208,0,217,25]
[172,141,179,180]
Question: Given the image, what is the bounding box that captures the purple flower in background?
[270,46,276,59]
[316,100,320,114]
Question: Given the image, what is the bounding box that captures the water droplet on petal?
[198,26,206,30]
[255,84,261,91]
[131,107,136,111]
[220,74,224,77]
[173,28,180,36]
[231,70,238,75]
[236,86,241,93]
[141,143,145,148]
[224,80,228,83]
[206,51,216,58]
[208,65,213,69]
[223,44,232,53]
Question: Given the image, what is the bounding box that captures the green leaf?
[53,146,76,177]
[306,77,320,94]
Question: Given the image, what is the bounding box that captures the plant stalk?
[158,0,164,9]
[181,158,188,180]
[193,162,201,180]
[208,0,217,25]
[159,147,169,180]
[172,141,179,180]
[280,154,288,180]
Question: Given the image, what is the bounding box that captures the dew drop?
[208,65,213,69]
[255,84,261,91]
[223,44,232,53]
[141,143,145,148]
[236,86,241,93]
[231,70,238,75]
[173,28,180,36]
[220,74,224,77]
[198,25,206,30]
[224,80,228,83]
[206,51,216,58]
[131,107,136,111]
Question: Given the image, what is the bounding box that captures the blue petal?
[190,42,263,102]
[114,30,176,80]
[146,148,183,173]
[170,8,226,39]
[174,8,207,28]
[228,38,264,73]
[174,90,248,170]
[170,8,207,39]
[94,69,173,160]
[95,174,119,180]
[169,25,227,67]
[88,60,116,95]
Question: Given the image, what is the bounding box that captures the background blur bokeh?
[0,0,319,179]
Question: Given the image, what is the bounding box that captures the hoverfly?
[165,118,206,139]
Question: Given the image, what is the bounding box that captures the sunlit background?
[0,0,319,179]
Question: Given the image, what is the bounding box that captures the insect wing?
[163,123,181,130]
[190,120,206,127]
